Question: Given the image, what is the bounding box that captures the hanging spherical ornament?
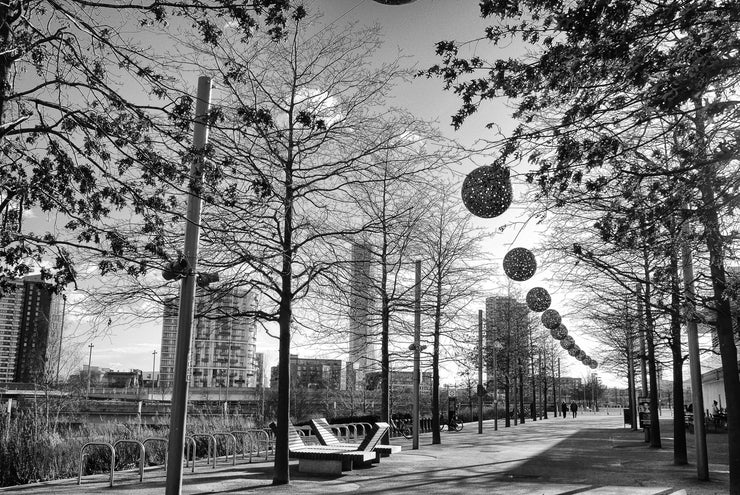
[576,350,587,361]
[461,165,513,218]
[541,309,561,329]
[590,360,598,369]
[568,345,580,357]
[503,248,537,282]
[583,357,592,367]
[560,335,575,350]
[550,323,568,340]
[526,287,551,312]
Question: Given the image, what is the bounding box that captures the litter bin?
[623,408,631,426]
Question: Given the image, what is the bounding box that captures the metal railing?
[113,439,145,482]
[78,442,115,487]
[213,432,237,466]
[189,433,217,469]
[142,437,168,470]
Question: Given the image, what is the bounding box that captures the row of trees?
[426,1,740,492]
[0,1,499,486]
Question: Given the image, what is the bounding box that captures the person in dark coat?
[561,401,568,418]
[570,401,578,418]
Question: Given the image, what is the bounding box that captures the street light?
[151,350,157,395]
[165,76,211,495]
[86,343,94,397]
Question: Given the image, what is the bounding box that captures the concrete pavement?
[0,412,730,494]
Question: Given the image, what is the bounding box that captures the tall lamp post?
[411,260,422,450]
[165,76,212,495]
[151,350,157,395]
[86,343,94,397]
[478,309,483,434]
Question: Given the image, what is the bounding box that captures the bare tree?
[175,16,449,484]
[0,1,294,293]
[417,179,491,443]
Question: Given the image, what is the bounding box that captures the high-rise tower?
[0,275,64,384]
[159,288,258,389]
[485,295,529,381]
[348,243,377,374]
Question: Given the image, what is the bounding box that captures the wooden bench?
[292,448,376,474]
[311,418,401,458]
[269,422,377,475]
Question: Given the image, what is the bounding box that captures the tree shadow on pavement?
[503,419,729,495]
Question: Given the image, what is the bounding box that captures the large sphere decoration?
[590,360,598,369]
[503,248,537,282]
[541,309,562,329]
[568,345,580,357]
[526,287,551,312]
[461,165,513,218]
[550,323,568,340]
[560,335,575,350]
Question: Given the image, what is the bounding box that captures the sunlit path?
[1,412,729,495]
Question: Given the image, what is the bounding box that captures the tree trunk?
[380,238,390,441]
[518,358,525,424]
[669,232,688,465]
[640,273,662,448]
[693,98,740,494]
[272,171,294,485]
[431,267,442,444]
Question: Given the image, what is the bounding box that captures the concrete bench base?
[376,445,402,457]
[298,458,347,475]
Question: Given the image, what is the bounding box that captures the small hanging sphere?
[568,345,580,357]
[550,323,568,340]
[503,247,537,282]
[526,287,551,312]
[583,357,592,366]
[461,165,513,218]
[541,309,561,329]
[590,360,598,369]
[576,350,587,361]
[560,335,575,350]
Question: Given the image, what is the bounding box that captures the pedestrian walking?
[561,401,568,418]
[570,401,578,418]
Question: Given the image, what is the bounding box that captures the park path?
[0,411,730,494]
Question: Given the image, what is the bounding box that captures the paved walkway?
[0,412,730,494]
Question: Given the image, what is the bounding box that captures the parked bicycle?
[440,414,464,432]
[390,418,412,439]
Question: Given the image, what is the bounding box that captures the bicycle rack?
[78,442,115,487]
[184,436,196,473]
[232,429,268,462]
[190,433,217,469]
[142,437,168,470]
[213,432,237,466]
[248,429,271,462]
[336,424,349,440]
[113,439,145,482]
[359,422,373,437]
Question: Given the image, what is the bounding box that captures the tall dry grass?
[0,406,260,487]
